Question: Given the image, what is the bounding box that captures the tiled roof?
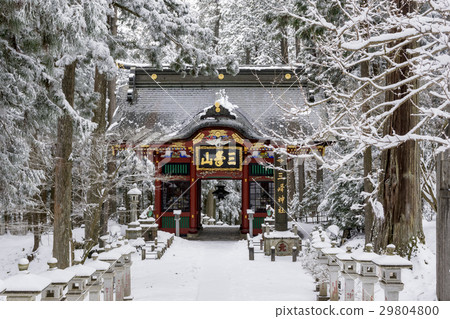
[110,67,322,144]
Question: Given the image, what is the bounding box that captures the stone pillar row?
[1,240,136,301]
[309,232,413,302]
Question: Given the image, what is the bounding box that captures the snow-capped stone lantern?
[312,236,331,263]
[126,184,143,240]
[336,246,357,301]
[321,241,344,301]
[66,257,96,301]
[247,209,255,238]
[39,257,75,301]
[372,244,413,301]
[3,258,51,301]
[352,243,379,301]
[85,253,110,301]
[127,183,142,223]
[173,209,182,237]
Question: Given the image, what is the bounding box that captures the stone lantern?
[336,246,357,301]
[66,258,96,301]
[85,253,110,301]
[321,241,344,301]
[126,184,142,239]
[247,209,255,238]
[127,183,142,222]
[39,257,75,301]
[312,236,331,263]
[352,243,379,301]
[372,244,413,301]
[311,237,331,301]
[3,258,51,301]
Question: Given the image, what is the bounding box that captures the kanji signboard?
[274,153,288,231]
[195,146,243,171]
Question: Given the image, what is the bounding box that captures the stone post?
[372,244,413,301]
[247,209,254,238]
[85,253,109,301]
[336,246,357,301]
[321,241,344,301]
[352,243,379,301]
[249,243,254,261]
[114,258,125,301]
[271,246,275,261]
[292,246,297,262]
[174,209,182,237]
[102,269,114,301]
[99,250,121,301]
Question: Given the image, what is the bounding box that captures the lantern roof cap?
[127,184,142,195]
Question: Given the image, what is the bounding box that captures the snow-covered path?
[131,237,316,301]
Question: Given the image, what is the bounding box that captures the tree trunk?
[295,25,301,62]
[436,120,450,300]
[280,26,289,64]
[213,0,221,54]
[85,67,107,251]
[103,5,118,240]
[297,159,305,203]
[53,61,75,269]
[361,58,374,243]
[375,0,424,257]
[245,47,251,65]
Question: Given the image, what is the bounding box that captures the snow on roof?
[127,183,142,195]
[321,247,345,255]
[67,264,96,277]
[312,241,332,250]
[39,268,75,284]
[116,244,136,255]
[336,251,356,261]
[85,259,110,271]
[351,251,380,262]
[98,250,122,261]
[264,230,299,239]
[326,225,340,237]
[130,237,146,247]
[4,273,51,292]
[372,255,413,268]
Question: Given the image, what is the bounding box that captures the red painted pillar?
[189,158,198,234]
[241,156,250,234]
[154,153,162,229]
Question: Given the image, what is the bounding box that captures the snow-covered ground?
[132,238,315,301]
[0,218,438,301]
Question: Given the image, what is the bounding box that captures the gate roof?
[110,66,324,145]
